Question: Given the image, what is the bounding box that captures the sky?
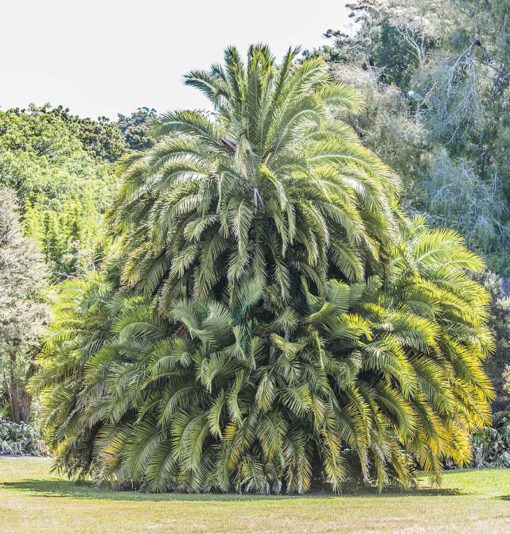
[0,1,351,119]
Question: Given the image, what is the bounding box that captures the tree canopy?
[312,0,510,274]
[0,105,115,278]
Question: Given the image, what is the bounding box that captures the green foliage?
[0,189,49,422]
[0,105,115,278]
[117,107,157,152]
[22,105,128,163]
[479,272,510,408]
[424,151,510,264]
[316,3,435,89]
[472,410,510,468]
[23,194,108,278]
[35,46,493,494]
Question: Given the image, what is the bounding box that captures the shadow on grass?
[0,479,466,502]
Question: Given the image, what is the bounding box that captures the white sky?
[0,1,350,119]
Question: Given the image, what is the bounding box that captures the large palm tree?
[34,46,493,494]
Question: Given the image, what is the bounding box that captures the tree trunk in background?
[9,383,32,423]
[8,352,32,423]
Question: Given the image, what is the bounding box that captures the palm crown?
[114,45,401,313]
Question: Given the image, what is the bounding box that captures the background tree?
[311,0,510,272]
[480,272,510,411]
[0,189,49,422]
[0,104,159,419]
[117,107,157,151]
[0,104,160,279]
[25,105,128,162]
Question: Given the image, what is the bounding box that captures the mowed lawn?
[0,457,509,533]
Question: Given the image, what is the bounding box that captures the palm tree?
[34,46,493,494]
[113,45,402,315]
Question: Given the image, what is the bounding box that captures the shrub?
[472,411,510,468]
[0,418,47,456]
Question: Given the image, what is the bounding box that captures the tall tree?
[0,189,49,422]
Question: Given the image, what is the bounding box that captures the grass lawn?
[0,457,509,533]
